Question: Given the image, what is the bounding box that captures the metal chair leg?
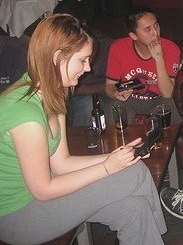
[69,222,93,245]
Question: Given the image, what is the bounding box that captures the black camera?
[115,78,145,92]
[134,127,162,157]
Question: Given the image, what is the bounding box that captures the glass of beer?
[145,114,163,149]
[112,105,128,131]
[156,104,171,129]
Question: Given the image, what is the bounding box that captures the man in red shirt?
[105,6,182,124]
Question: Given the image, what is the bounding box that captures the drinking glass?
[85,126,100,149]
[145,114,162,149]
[156,104,171,129]
[112,105,128,131]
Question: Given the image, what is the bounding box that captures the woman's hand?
[103,138,142,174]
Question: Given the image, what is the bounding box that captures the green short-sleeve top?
[0,84,61,216]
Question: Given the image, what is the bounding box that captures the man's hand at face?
[148,38,163,61]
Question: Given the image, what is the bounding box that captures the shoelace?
[172,189,183,213]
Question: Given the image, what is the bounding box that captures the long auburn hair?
[20,13,91,115]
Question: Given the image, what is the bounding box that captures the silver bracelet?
[103,163,110,175]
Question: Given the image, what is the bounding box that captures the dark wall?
[132,0,183,9]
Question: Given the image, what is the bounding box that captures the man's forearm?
[105,84,116,99]
[156,58,174,98]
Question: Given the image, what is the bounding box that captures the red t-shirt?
[106,37,180,99]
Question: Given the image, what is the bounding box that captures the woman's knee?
[130,195,150,212]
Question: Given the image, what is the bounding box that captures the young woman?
[0,14,166,244]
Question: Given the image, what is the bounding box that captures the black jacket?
[0,36,29,92]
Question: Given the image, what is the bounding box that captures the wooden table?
[67,124,181,191]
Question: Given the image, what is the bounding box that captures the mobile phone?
[134,128,161,157]
[115,78,145,92]
[134,140,150,158]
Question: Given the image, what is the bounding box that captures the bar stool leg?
[69,222,93,245]
[169,147,179,189]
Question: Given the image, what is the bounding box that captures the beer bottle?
[91,94,106,134]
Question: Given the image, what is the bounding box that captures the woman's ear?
[129,32,137,41]
[53,50,61,66]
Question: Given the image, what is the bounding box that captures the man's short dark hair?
[125,6,156,33]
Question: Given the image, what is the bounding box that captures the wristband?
[103,163,110,175]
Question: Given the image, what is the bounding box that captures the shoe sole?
[160,195,183,219]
